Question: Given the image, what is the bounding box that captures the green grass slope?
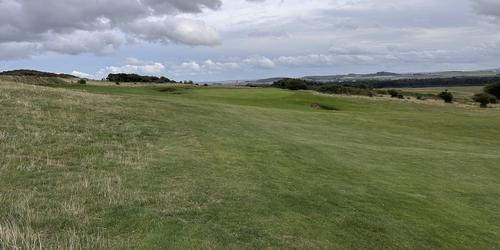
[1,83,499,249]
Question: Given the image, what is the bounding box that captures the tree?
[438,90,453,103]
[272,79,309,90]
[484,82,500,99]
[106,73,175,83]
[387,89,400,98]
[473,93,496,108]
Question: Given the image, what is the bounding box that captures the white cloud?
[171,59,240,75]
[95,58,166,79]
[204,60,240,71]
[126,17,221,46]
[174,61,202,74]
[71,70,92,78]
[244,56,276,69]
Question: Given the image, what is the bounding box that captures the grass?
[391,86,486,102]
[1,82,500,249]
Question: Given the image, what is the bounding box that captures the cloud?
[203,60,240,71]
[0,0,223,60]
[174,61,202,74]
[94,58,166,79]
[42,30,126,55]
[247,30,290,38]
[472,0,500,18]
[127,17,221,46]
[171,59,240,75]
[0,42,40,60]
[243,56,276,69]
[71,71,92,78]
[3,0,500,81]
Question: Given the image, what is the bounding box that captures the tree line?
[266,76,500,90]
[106,73,177,83]
[268,78,500,108]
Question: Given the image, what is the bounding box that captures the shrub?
[317,85,373,96]
[272,79,309,90]
[77,79,87,85]
[106,73,175,83]
[387,89,400,98]
[397,93,404,99]
[484,82,500,99]
[473,93,496,108]
[438,90,453,103]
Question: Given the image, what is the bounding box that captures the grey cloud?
[127,17,221,46]
[0,42,40,60]
[473,0,500,18]
[42,30,126,55]
[0,0,222,60]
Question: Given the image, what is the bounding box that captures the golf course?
[1,81,500,249]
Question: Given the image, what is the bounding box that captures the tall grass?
[1,81,500,249]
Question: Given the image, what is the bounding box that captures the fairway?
[1,82,500,249]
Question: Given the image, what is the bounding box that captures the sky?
[0,0,500,81]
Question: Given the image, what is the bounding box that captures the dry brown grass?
[313,91,500,113]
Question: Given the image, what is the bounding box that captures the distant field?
[1,82,500,249]
[388,85,486,102]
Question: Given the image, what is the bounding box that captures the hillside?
[0,69,76,78]
[1,81,499,249]
[245,69,500,86]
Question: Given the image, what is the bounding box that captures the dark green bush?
[484,82,500,99]
[317,85,373,96]
[473,93,496,108]
[272,78,372,96]
[272,79,309,90]
[438,90,453,103]
[77,79,87,85]
[107,73,175,83]
[387,89,400,98]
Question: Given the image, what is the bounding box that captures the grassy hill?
[1,82,500,249]
[0,69,76,78]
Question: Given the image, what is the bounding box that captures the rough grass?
[390,86,487,103]
[1,82,500,249]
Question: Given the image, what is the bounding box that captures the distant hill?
[243,69,500,86]
[0,69,76,78]
[302,70,500,82]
